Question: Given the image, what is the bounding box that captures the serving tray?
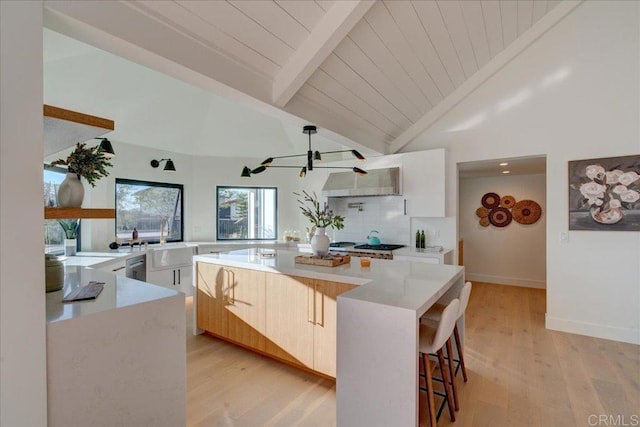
[294,254,351,267]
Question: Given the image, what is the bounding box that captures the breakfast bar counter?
[194,249,464,426]
[46,266,186,427]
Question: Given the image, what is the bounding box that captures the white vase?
[311,227,330,257]
[64,238,77,256]
[57,172,84,208]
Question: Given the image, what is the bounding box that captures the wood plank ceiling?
[122,0,564,154]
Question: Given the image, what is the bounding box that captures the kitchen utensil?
[367,230,381,246]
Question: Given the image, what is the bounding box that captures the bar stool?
[422,281,472,416]
[419,298,460,426]
[423,282,472,383]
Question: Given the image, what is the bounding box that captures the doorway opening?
[457,155,547,290]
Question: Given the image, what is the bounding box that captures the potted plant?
[57,219,80,256]
[295,190,344,257]
[51,142,113,207]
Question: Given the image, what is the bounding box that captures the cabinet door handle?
[316,284,324,327]
[173,269,176,285]
[112,266,125,272]
[404,199,407,215]
[178,268,181,285]
[307,283,314,324]
[229,269,235,304]
[313,282,318,325]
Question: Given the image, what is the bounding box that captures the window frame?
[115,178,184,244]
[216,185,278,241]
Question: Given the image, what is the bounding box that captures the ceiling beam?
[389,0,582,153]
[272,0,375,108]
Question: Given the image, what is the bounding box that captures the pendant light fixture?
[241,125,367,178]
[151,158,176,171]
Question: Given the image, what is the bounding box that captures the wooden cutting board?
[294,254,351,267]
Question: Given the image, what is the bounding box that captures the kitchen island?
[193,249,464,426]
[46,266,186,427]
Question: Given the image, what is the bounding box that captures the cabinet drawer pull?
[112,266,125,272]
[404,199,407,215]
[178,268,181,285]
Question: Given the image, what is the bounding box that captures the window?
[217,186,277,240]
[44,166,75,254]
[116,178,183,244]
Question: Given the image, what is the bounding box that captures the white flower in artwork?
[579,182,606,205]
[618,171,640,186]
[612,184,628,194]
[619,189,640,203]
[609,199,622,208]
[605,169,624,184]
[585,164,606,180]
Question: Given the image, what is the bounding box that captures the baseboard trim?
[465,273,546,289]
[546,314,640,345]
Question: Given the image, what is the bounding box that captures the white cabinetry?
[146,246,195,295]
[400,148,446,217]
[393,248,453,265]
[96,258,126,276]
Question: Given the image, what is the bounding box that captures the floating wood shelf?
[44,104,115,156]
[45,208,115,220]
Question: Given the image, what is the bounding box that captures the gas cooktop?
[353,244,405,251]
[329,242,356,248]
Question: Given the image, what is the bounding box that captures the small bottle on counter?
[132,227,138,241]
[415,230,420,248]
[420,230,426,249]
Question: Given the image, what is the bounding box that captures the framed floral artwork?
[569,154,640,231]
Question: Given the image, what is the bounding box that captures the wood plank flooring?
[186,282,639,426]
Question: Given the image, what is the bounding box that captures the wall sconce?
[151,158,176,171]
[94,138,115,156]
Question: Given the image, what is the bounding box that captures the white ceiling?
[43,29,350,159]
[458,155,547,179]
[43,0,571,161]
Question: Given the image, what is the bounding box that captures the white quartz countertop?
[194,249,464,313]
[46,266,180,323]
[392,247,453,258]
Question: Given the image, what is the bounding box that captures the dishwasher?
[125,255,146,281]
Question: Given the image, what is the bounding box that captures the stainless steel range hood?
[322,167,400,197]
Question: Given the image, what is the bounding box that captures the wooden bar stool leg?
[445,338,459,411]
[453,324,468,382]
[437,348,456,422]
[422,352,437,427]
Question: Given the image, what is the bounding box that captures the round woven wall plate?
[479,217,490,227]
[500,195,516,209]
[488,207,512,227]
[476,207,490,218]
[481,192,500,209]
[512,200,542,225]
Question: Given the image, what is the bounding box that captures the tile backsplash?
[326,196,410,245]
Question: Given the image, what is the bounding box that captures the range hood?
[322,167,400,197]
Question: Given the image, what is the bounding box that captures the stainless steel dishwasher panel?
[125,255,146,281]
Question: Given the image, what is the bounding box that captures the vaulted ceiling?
[44,0,576,158]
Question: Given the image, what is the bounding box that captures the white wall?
[459,174,546,288]
[328,196,410,245]
[46,142,302,250]
[0,1,48,425]
[404,1,640,344]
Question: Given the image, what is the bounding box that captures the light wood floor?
[186,283,639,426]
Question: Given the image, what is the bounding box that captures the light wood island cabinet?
[196,263,266,350]
[265,274,315,369]
[313,280,357,377]
[196,263,356,378]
